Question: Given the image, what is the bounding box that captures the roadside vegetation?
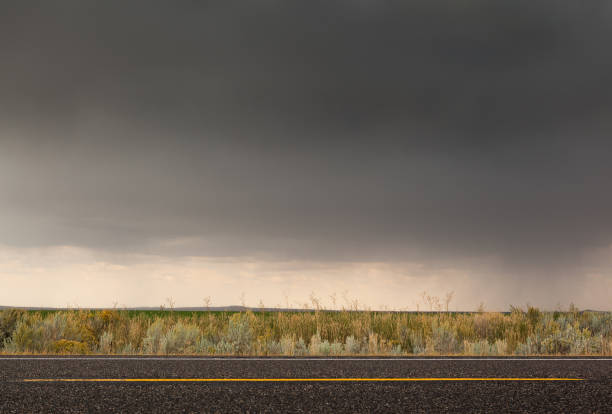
[1,300,611,355]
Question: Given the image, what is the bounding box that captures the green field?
[1,307,611,355]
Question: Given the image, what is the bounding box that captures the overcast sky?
[1,1,612,310]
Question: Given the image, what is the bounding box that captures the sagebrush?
[1,307,611,355]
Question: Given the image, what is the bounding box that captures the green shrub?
[143,319,165,354]
[330,342,343,355]
[344,335,361,354]
[0,309,25,348]
[195,337,214,354]
[391,344,403,355]
[225,313,253,355]
[99,331,113,353]
[7,313,84,353]
[429,323,458,354]
[214,340,234,355]
[265,340,283,355]
[161,322,199,354]
[318,340,331,356]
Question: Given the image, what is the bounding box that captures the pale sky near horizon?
[1,1,612,310]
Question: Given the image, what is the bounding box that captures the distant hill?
[0,306,608,313]
[0,305,313,312]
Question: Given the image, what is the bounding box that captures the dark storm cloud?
[2,1,612,274]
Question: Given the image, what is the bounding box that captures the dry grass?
[1,305,610,355]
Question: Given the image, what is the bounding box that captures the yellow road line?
[23,378,583,382]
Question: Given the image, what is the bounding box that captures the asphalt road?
[0,356,611,413]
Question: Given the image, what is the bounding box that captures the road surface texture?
[0,356,611,413]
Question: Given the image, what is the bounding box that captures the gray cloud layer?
[2,1,612,279]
